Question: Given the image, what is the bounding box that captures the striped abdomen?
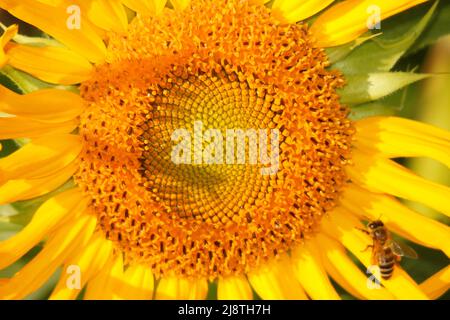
[378,247,396,279]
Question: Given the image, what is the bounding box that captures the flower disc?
[76,0,354,278]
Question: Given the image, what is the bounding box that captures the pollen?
[75,0,354,279]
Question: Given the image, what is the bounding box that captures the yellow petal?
[0,161,77,204]
[0,24,18,67]
[249,0,272,4]
[171,0,189,11]
[6,44,93,85]
[272,0,335,23]
[36,0,65,5]
[311,0,429,47]
[247,254,307,299]
[50,232,113,300]
[84,254,124,300]
[156,276,208,300]
[0,116,78,139]
[0,188,87,269]
[114,264,154,300]
[0,213,96,300]
[341,184,450,256]
[122,0,167,15]
[291,240,340,300]
[354,117,450,168]
[0,134,82,183]
[348,149,450,217]
[0,0,106,63]
[83,0,128,33]
[317,233,395,300]
[322,208,429,299]
[0,86,85,123]
[217,275,253,300]
[420,266,450,299]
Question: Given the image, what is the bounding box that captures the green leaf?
[325,33,381,64]
[349,74,417,120]
[405,1,450,54]
[1,22,61,48]
[339,72,430,105]
[0,139,20,157]
[348,103,397,121]
[1,65,79,95]
[0,220,21,233]
[0,65,53,94]
[12,34,61,48]
[0,204,18,217]
[332,1,437,75]
[0,71,22,94]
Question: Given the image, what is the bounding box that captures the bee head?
[367,220,388,241]
[367,220,384,230]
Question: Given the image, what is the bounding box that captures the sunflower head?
[0,0,448,301]
[76,0,353,279]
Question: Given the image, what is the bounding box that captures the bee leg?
[361,244,374,253]
[355,227,370,235]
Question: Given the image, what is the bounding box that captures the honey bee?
[359,220,418,280]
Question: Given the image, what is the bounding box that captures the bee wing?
[390,240,418,259]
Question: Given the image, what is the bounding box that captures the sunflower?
[0,0,449,300]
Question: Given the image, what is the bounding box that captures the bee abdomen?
[380,263,394,279]
[379,250,395,279]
